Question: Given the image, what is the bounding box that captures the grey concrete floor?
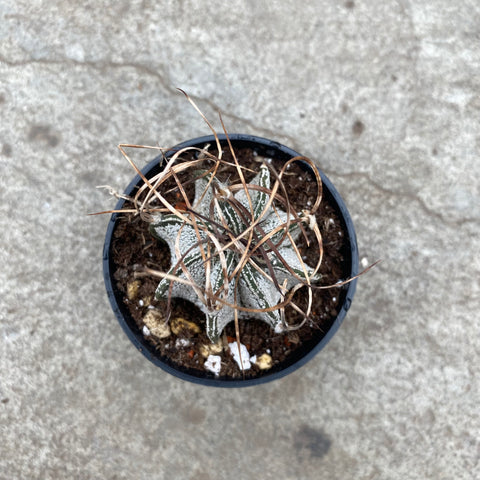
[1,1,479,479]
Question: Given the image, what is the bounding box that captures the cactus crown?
[144,147,323,343]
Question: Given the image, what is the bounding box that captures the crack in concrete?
[0,53,301,145]
[2,54,476,228]
[323,169,479,227]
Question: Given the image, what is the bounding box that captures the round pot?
[103,134,359,387]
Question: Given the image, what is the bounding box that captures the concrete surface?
[1,1,479,479]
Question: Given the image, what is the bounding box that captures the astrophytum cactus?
[149,163,321,343]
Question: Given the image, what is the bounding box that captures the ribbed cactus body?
[150,164,319,342]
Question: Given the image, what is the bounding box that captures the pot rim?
[103,134,359,387]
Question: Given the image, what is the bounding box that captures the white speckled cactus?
[150,163,321,343]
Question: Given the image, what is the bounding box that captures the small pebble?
[175,338,191,348]
[171,317,201,336]
[143,310,171,339]
[228,342,251,370]
[142,295,153,307]
[199,341,223,358]
[204,355,222,376]
[256,353,273,370]
[126,280,141,300]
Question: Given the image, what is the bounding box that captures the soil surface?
[110,147,350,380]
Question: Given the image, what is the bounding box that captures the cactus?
[149,162,321,343]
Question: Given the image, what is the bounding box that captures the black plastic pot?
[103,134,359,387]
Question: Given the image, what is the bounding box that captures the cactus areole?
[103,135,359,387]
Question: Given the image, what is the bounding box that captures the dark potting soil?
[110,147,350,380]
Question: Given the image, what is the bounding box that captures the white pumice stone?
[204,355,222,376]
[228,342,251,370]
[175,338,191,348]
